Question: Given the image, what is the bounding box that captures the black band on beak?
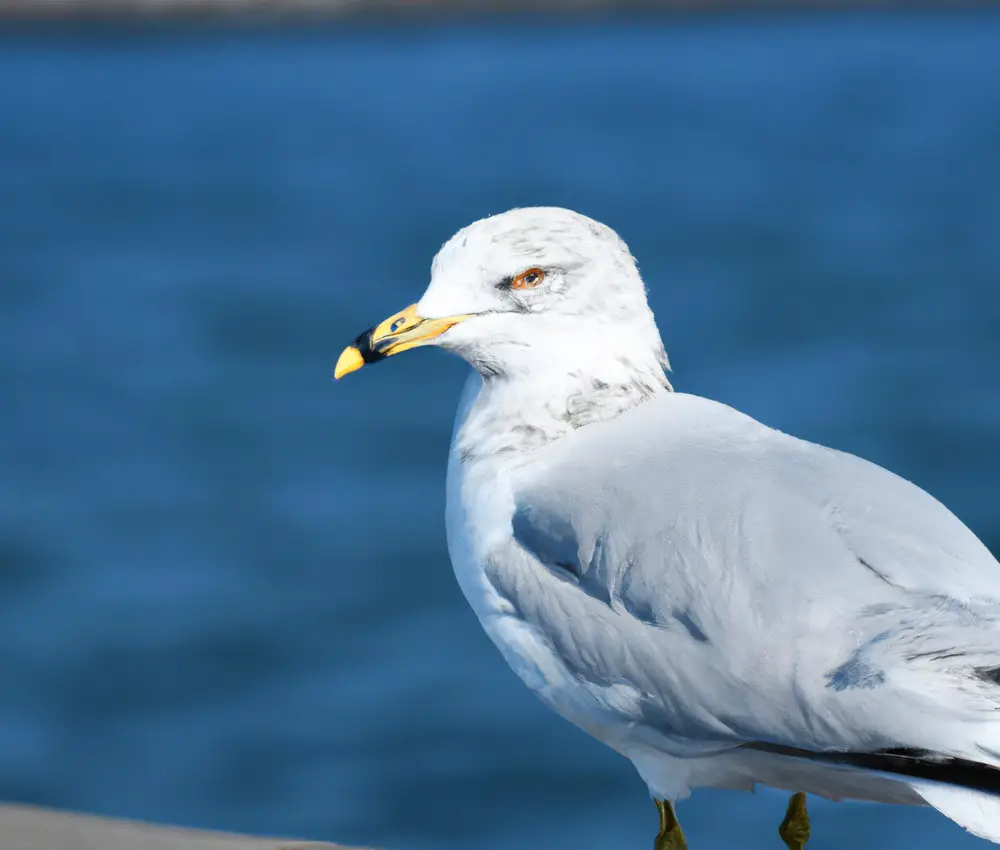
[353,329,388,365]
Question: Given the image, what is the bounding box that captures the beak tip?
[334,346,365,380]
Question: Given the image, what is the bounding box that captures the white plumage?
[346,206,1000,842]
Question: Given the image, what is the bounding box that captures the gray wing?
[503,392,1000,759]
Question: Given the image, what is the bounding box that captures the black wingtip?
[745,741,1000,796]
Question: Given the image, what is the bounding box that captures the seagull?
[335,207,1000,848]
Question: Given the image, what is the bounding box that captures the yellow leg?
[653,799,688,850]
[778,792,811,850]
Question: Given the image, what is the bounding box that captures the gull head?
[335,207,670,392]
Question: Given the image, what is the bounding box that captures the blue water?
[1,13,999,850]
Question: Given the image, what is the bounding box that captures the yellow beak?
[334,303,470,380]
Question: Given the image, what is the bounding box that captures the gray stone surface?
[0,0,989,18]
[0,805,369,850]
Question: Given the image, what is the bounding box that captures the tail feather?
[747,742,1000,794]
[913,783,1000,843]
[747,742,1000,842]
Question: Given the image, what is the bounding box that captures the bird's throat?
[454,368,670,464]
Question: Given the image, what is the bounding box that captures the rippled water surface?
[1,14,999,850]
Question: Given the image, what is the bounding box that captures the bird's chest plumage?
[444,445,642,751]
[445,451,544,672]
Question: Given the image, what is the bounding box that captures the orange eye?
[511,268,545,290]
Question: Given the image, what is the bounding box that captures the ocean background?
[1,13,999,850]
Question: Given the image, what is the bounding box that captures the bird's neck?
[453,360,671,464]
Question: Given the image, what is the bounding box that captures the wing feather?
[506,392,1000,759]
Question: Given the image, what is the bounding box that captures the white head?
[336,207,671,401]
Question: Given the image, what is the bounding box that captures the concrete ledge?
[0,804,371,850]
[0,0,992,21]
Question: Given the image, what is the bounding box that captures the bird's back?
[516,390,1000,604]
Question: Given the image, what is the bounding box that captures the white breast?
[444,373,508,620]
[442,373,639,751]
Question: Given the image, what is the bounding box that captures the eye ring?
[511,268,545,290]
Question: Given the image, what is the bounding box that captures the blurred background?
[1,5,999,850]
